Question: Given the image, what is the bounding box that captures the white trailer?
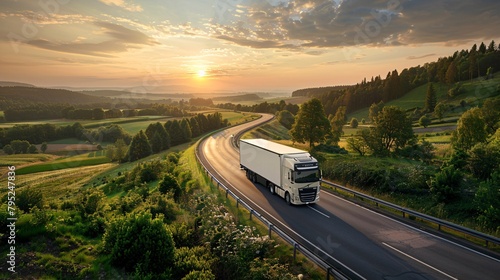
[239,138,321,205]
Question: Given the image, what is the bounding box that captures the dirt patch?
[414,125,456,134]
[36,144,98,153]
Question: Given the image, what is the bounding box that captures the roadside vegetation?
[0,110,315,279]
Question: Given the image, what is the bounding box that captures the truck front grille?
[299,188,317,203]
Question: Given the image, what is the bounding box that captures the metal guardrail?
[322,181,500,248]
[195,146,351,280]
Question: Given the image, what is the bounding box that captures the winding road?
[198,114,500,279]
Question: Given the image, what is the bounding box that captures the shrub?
[428,166,463,202]
[102,212,175,274]
[173,246,214,279]
[474,172,500,230]
[158,173,182,201]
[17,187,44,213]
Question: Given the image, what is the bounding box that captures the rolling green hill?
[347,75,500,122]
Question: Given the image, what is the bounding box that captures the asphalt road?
[198,114,500,280]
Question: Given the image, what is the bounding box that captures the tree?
[445,60,458,85]
[346,135,368,156]
[469,45,478,80]
[92,108,105,120]
[480,98,500,135]
[158,173,182,201]
[189,117,201,137]
[40,142,47,153]
[350,118,359,128]
[128,130,152,162]
[474,172,500,230]
[368,101,384,123]
[290,98,331,149]
[10,140,30,154]
[180,118,192,142]
[114,138,128,162]
[102,212,175,274]
[329,106,346,146]
[425,83,437,112]
[372,106,415,154]
[3,144,14,155]
[452,107,487,150]
[429,166,463,202]
[277,110,295,129]
[167,120,184,146]
[27,144,38,154]
[150,132,163,154]
[467,142,500,180]
[434,103,447,121]
[418,115,431,128]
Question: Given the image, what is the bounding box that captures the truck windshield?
[294,169,320,183]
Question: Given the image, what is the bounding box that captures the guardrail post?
[236,198,239,208]
[293,242,297,262]
[226,188,229,198]
[250,209,253,220]
[268,223,273,238]
[326,267,331,280]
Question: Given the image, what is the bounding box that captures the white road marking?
[382,242,458,280]
[321,189,500,263]
[308,205,330,218]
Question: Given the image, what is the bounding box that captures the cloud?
[99,0,143,12]
[210,0,500,49]
[24,21,158,57]
[407,53,436,60]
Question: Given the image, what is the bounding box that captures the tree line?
[298,40,500,117]
[107,112,228,162]
[217,100,299,115]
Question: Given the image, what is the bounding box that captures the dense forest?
[293,40,500,116]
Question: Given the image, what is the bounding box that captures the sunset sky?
[1,0,499,94]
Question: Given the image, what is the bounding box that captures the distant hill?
[80,90,193,100]
[292,85,351,97]
[0,81,35,87]
[213,93,262,103]
[0,86,111,105]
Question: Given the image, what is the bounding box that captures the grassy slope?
[347,74,500,122]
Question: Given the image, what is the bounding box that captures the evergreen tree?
[128,130,152,161]
[487,40,496,53]
[167,120,184,146]
[425,83,437,112]
[150,132,163,154]
[180,118,192,142]
[189,117,201,137]
[469,44,478,80]
[445,60,458,85]
[290,98,331,149]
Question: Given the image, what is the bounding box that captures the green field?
[0,115,169,129]
[16,151,111,175]
[0,154,56,166]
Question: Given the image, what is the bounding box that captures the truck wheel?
[252,173,257,183]
[269,183,275,195]
[285,192,291,205]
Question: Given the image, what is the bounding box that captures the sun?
[197,69,206,77]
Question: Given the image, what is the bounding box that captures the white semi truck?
[239,138,321,205]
